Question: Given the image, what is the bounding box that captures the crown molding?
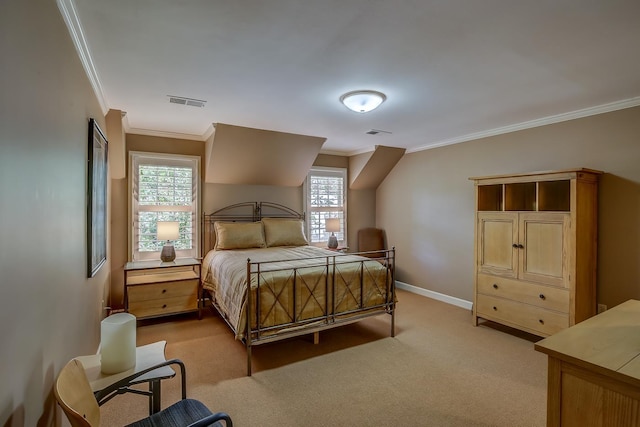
[126,127,208,142]
[407,96,640,154]
[202,123,216,141]
[56,0,108,114]
[125,123,214,142]
[317,149,352,157]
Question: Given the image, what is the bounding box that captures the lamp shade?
[157,221,179,241]
[340,90,386,113]
[325,218,340,233]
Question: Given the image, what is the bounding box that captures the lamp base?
[160,244,176,262]
[327,234,338,249]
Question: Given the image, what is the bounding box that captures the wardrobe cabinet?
[470,169,602,337]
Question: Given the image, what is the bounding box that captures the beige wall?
[7,5,634,427]
[108,134,206,308]
[202,153,376,250]
[378,106,640,309]
[112,142,375,307]
[0,0,108,425]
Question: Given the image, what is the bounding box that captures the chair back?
[54,359,100,427]
[357,227,386,258]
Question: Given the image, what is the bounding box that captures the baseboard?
[396,281,473,311]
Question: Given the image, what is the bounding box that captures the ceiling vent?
[167,95,206,108]
[366,129,392,135]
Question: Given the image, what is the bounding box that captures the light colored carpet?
[100,290,547,426]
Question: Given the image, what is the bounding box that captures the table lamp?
[157,221,179,262]
[325,218,340,249]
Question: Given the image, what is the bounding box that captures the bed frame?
[201,201,396,375]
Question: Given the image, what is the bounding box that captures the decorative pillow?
[214,221,266,250]
[262,218,308,247]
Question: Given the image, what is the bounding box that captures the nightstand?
[124,258,201,320]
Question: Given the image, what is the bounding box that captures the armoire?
[470,168,602,337]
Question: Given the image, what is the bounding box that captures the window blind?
[305,167,347,245]
[130,152,199,261]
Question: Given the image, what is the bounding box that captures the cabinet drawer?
[477,273,569,313]
[476,294,569,336]
[128,279,198,302]
[129,296,197,318]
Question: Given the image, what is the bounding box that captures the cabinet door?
[477,213,518,278]
[519,213,570,287]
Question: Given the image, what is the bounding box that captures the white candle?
[100,313,136,374]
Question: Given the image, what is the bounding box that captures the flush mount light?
[339,90,386,113]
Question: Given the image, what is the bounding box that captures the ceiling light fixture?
[340,90,386,113]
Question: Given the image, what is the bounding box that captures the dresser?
[124,258,201,320]
[535,300,640,427]
[470,168,601,336]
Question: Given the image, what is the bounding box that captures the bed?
[200,202,396,375]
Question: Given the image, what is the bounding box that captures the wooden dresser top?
[535,299,640,382]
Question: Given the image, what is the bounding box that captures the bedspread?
[201,246,391,340]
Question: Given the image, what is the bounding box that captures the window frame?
[303,166,348,248]
[128,151,200,261]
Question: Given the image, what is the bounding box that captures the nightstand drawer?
[476,294,568,336]
[477,273,569,313]
[128,279,198,302]
[129,296,198,318]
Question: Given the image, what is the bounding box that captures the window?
[129,152,199,261]
[304,167,347,246]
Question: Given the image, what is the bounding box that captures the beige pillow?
[214,222,266,250]
[262,218,308,247]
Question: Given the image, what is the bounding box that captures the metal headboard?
[202,202,305,255]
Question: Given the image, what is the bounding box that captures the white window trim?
[303,166,348,248]
[128,151,200,261]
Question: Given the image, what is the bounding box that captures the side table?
[75,340,185,415]
[124,258,201,320]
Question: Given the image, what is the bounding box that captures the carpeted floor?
[100,289,547,426]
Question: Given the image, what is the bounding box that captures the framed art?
[87,118,108,277]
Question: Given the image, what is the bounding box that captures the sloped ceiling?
[205,123,325,186]
[349,146,406,190]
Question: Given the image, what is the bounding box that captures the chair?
[357,227,386,259]
[54,359,232,427]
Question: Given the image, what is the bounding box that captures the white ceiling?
[69,0,640,154]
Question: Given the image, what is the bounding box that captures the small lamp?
[157,221,179,262]
[325,218,340,249]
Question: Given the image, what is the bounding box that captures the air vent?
[167,95,206,108]
[366,129,392,135]
[186,99,205,108]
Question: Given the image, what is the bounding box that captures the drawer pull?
[512,243,518,248]
[493,284,498,289]
[493,306,497,311]
[162,289,167,294]
[539,319,544,324]
[162,304,167,309]
[539,294,545,300]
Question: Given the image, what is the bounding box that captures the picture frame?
[87,118,108,277]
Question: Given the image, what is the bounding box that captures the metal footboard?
[243,248,395,376]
